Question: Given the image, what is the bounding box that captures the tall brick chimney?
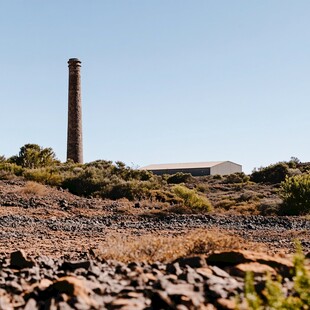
[67,58,83,163]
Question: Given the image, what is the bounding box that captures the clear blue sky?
[1,1,310,173]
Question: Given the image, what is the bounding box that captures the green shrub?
[166,172,192,184]
[223,172,249,184]
[251,163,289,184]
[243,272,263,309]
[23,168,63,186]
[148,189,182,204]
[9,144,59,169]
[0,163,24,179]
[172,185,212,212]
[62,166,109,196]
[279,174,310,215]
[243,244,310,309]
[212,174,223,180]
[62,162,162,201]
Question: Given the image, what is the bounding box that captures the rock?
[207,250,293,277]
[165,282,205,308]
[60,260,91,271]
[24,298,38,310]
[51,276,87,295]
[0,294,13,310]
[134,202,140,208]
[57,301,72,310]
[166,262,183,275]
[178,267,203,285]
[10,250,35,269]
[33,276,99,308]
[151,291,174,309]
[174,256,206,268]
[127,262,139,270]
[230,262,277,277]
[209,266,231,278]
[216,298,236,310]
[5,281,23,294]
[109,297,146,309]
[205,275,230,299]
[196,267,213,278]
[205,275,241,299]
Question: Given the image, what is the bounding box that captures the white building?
[140,161,242,176]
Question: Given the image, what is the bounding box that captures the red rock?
[207,250,293,277]
[216,298,236,310]
[231,262,276,277]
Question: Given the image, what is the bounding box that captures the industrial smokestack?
[67,58,83,163]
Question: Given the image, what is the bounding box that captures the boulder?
[10,250,35,269]
[207,250,293,277]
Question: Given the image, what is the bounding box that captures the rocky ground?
[0,248,300,310]
[0,180,309,309]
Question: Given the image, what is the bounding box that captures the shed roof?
[140,161,234,171]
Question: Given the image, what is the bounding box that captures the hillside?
[0,179,309,309]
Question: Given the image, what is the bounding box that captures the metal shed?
[139,161,242,176]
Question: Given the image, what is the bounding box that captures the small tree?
[9,144,59,169]
[279,174,310,215]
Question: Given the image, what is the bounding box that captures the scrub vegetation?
[242,244,310,310]
[1,144,310,215]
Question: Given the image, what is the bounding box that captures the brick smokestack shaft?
[67,58,83,163]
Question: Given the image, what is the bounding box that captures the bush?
[0,163,24,179]
[62,166,109,196]
[172,185,212,212]
[195,183,209,193]
[242,244,310,309]
[166,172,192,184]
[224,172,249,184]
[23,167,63,186]
[251,163,289,184]
[279,174,310,215]
[62,161,162,201]
[9,144,59,169]
[148,189,182,204]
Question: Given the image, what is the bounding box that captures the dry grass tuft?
[19,181,48,196]
[96,229,265,263]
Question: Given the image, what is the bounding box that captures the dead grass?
[95,229,266,263]
[19,181,48,196]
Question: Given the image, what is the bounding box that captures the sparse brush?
[95,229,259,263]
[19,181,48,196]
[195,183,209,193]
[215,198,236,210]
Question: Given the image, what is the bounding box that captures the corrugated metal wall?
[210,162,242,175]
[151,168,211,176]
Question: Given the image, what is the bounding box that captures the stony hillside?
[0,179,309,309]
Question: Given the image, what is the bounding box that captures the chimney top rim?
[68,58,81,63]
